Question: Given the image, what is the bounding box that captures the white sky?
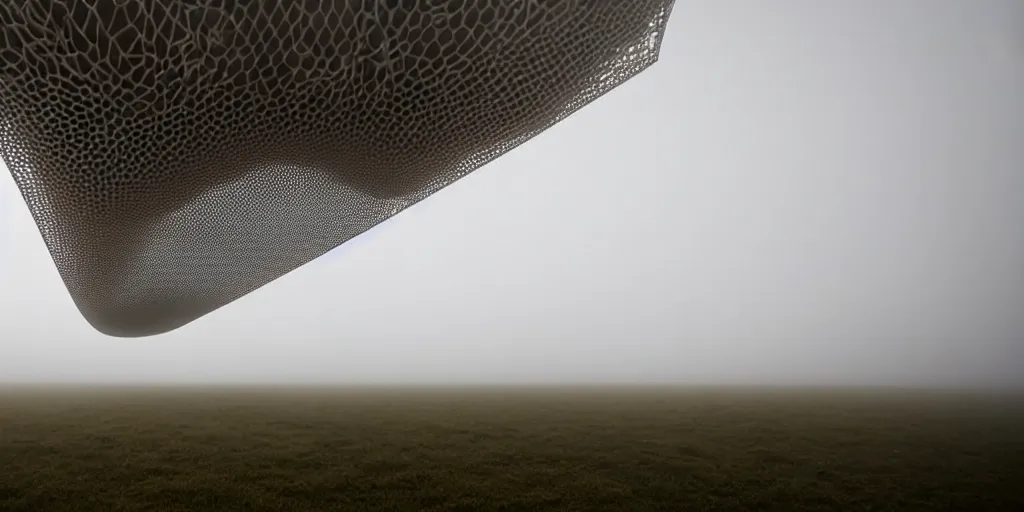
[1,1,1022,386]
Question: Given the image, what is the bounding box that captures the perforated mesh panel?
[0,0,675,337]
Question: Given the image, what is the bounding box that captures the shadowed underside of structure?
[0,0,676,337]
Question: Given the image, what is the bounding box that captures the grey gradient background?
[1,1,1022,387]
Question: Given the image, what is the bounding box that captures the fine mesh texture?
[0,0,676,337]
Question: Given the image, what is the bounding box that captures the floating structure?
[0,1,676,337]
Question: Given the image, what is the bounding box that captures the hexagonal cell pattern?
[0,0,676,337]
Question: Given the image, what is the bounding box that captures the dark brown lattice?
[0,1,676,337]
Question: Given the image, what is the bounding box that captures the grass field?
[0,385,1021,511]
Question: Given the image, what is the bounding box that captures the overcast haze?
[1,1,1022,387]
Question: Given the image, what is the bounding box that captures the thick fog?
[1,1,1022,386]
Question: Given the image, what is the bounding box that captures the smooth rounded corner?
[77,301,203,338]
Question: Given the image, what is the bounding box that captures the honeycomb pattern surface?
[0,0,676,337]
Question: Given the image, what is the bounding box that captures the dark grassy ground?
[0,385,1021,511]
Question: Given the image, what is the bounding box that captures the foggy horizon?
[2,1,1022,389]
